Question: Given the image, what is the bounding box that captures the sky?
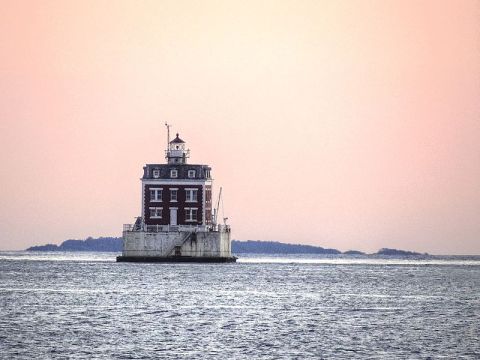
[0,0,479,254]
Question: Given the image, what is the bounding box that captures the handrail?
[123,224,134,231]
[165,149,190,158]
[166,232,194,257]
[123,224,230,233]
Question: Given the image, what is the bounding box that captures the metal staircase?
[167,232,196,257]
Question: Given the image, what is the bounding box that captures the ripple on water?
[0,252,479,359]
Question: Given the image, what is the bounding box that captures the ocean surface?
[0,252,479,359]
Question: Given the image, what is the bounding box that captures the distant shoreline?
[26,237,429,257]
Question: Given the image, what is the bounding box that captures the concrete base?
[116,256,237,263]
[121,229,232,258]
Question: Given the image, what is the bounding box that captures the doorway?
[170,208,177,226]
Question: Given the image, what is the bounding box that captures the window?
[205,189,212,202]
[170,189,178,202]
[185,208,198,222]
[188,170,196,178]
[205,170,211,178]
[170,169,178,178]
[153,169,160,178]
[185,189,198,202]
[149,207,163,218]
[150,188,162,202]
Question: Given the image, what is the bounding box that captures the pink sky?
[1,1,479,254]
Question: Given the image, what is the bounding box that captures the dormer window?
[188,170,196,178]
[153,169,160,178]
[170,169,178,178]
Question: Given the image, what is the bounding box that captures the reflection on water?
[0,251,479,359]
[2,251,480,266]
[0,251,116,262]
[238,255,480,266]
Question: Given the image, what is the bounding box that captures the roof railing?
[165,149,190,158]
[122,223,229,233]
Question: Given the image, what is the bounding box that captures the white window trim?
[149,207,163,219]
[153,169,160,178]
[188,170,196,178]
[149,188,163,202]
[184,207,198,222]
[170,188,178,203]
[170,169,178,178]
[185,188,198,203]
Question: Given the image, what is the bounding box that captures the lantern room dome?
[170,133,185,144]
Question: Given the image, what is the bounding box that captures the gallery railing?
[123,223,230,233]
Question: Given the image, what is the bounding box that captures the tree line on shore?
[26,237,426,256]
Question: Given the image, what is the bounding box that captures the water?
[1,252,479,359]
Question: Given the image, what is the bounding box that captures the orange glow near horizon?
[0,1,479,254]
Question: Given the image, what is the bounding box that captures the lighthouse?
[117,130,235,262]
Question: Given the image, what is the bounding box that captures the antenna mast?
[214,187,222,225]
[165,122,171,161]
[165,122,171,150]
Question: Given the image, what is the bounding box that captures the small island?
[343,250,366,255]
[27,237,122,252]
[375,248,426,256]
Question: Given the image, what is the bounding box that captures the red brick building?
[141,133,213,229]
